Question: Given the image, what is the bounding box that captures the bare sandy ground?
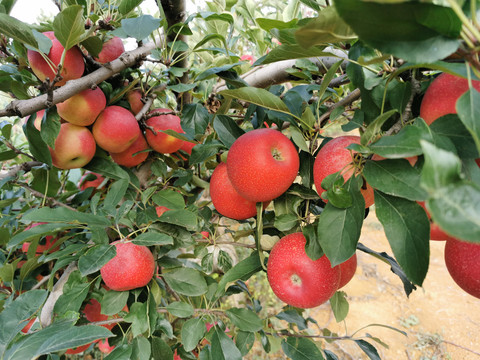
[312,213,480,360]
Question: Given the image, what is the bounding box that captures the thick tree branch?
[0,42,159,118]
[0,161,43,181]
[39,262,78,327]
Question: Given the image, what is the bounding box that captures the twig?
[4,141,36,160]
[318,88,361,128]
[442,339,480,357]
[31,274,51,290]
[135,94,157,122]
[19,183,77,211]
[0,161,43,181]
[39,262,78,327]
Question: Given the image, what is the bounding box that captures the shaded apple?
[56,87,106,126]
[49,123,96,170]
[337,253,357,289]
[313,136,374,208]
[21,222,60,254]
[93,106,141,153]
[127,89,144,115]
[145,109,185,154]
[110,134,149,167]
[78,172,105,191]
[27,31,84,86]
[227,128,299,202]
[94,36,125,63]
[417,201,449,241]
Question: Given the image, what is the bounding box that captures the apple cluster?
[27,32,192,171]
[419,73,480,300]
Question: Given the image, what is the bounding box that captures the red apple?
[337,253,357,289]
[78,172,105,191]
[372,154,417,167]
[25,109,45,131]
[97,338,115,354]
[210,162,268,220]
[226,128,300,202]
[127,89,144,115]
[155,206,171,217]
[313,136,374,208]
[420,73,480,125]
[21,222,60,254]
[27,31,84,86]
[200,231,209,239]
[21,318,36,334]
[240,54,255,65]
[94,36,125,63]
[145,109,185,154]
[267,232,340,308]
[110,134,149,167]
[49,123,96,170]
[56,87,106,126]
[100,240,156,291]
[444,237,480,299]
[93,106,141,153]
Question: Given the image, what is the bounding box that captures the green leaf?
[80,35,103,58]
[123,302,149,337]
[54,270,90,316]
[100,290,129,316]
[3,321,112,360]
[121,15,161,41]
[196,62,242,81]
[151,337,173,359]
[23,207,110,226]
[84,157,130,180]
[131,231,174,246]
[104,344,133,360]
[23,112,52,166]
[430,114,479,159]
[427,183,480,243]
[330,291,349,323]
[420,140,462,190]
[295,6,356,48]
[39,111,61,150]
[152,189,185,210]
[162,268,207,296]
[211,326,242,360]
[361,109,398,146]
[274,213,298,231]
[335,0,461,63]
[275,310,307,330]
[53,5,84,50]
[0,290,48,357]
[456,88,480,152]
[281,337,325,360]
[354,340,380,360]
[213,115,245,148]
[219,88,290,114]
[257,44,333,65]
[78,244,116,276]
[103,179,129,213]
[166,301,194,318]
[190,142,225,165]
[133,336,151,360]
[369,120,431,158]
[317,177,365,266]
[226,308,263,332]
[118,0,142,14]
[181,103,210,139]
[363,159,427,201]
[158,209,197,230]
[375,191,430,285]
[215,253,262,297]
[0,13,37,48]
[181,318,206,352]
[235,331,255,356]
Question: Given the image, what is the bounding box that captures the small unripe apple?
[49,123,96,170]
[94,36,125,63]
[93,106,141,153]
[337,253,357,289]
[444,237,480,299]
[110,134,149,167]
[420,73,480,125]
[56,87,106,126]
[145,109,185,154]
[267,232,340,308]
[27,31,84,86]
[127,89,144,115]
[227,128,300,202]
[210,162,267,220]
[313,136,374,208]
[100,240,156,291]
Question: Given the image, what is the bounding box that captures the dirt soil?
[311,213,480,360]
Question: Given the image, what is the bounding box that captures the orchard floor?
[311,212,480,360]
